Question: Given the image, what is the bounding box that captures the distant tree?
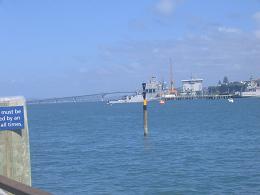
[228,82,244,94]
[208,86,219,95]
[208,79,247,95]
[219,84,229,94]
[223,76,229,85]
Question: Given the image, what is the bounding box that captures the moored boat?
[228,98,234,103]
[108,77,164,104]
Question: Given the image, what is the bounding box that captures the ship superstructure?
[108,77,164,104]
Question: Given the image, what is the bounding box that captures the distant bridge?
[26,91,136,104]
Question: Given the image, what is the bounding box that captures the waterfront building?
[241,78,260,97]
[181,78,203,96]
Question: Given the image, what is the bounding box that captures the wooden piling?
[0,97,31,187]
[143,100,148,136]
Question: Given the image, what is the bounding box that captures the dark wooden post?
[142,83,148,136]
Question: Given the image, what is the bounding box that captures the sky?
[0,0,260,98]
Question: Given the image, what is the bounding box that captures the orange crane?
[169,58,178,95]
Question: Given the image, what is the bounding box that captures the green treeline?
[208,76,247,95]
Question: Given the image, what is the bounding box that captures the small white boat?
[159,99,165,104]
[228,98,234,103]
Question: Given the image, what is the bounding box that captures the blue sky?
[0,0,260,98]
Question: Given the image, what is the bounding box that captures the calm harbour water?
[28,98,260,194]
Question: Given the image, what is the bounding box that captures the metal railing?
[0,175,51,195]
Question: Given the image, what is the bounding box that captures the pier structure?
[164,94,232,101]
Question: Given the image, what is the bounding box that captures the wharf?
[164,94,233,101]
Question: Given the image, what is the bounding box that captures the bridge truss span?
[27,91,136,104]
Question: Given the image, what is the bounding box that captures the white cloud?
[154,0,181,16]
[153,48,159,53]
[253,11,260,23]
[79,67,88,73]
[217,26,241,33]
[99,27,260,85]
[253,11,260,39]
[255,30,260,39]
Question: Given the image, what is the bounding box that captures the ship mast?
[170,58,173,92]
[169,58,177,95]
